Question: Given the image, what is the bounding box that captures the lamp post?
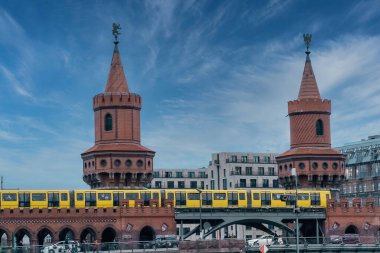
[196,188,203,239]
[291,168,299,253]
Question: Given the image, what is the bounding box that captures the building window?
[254,156,260,163]
[125,159,132,167]
[235,167,242,175]
[105,114,112,131]
[167,181,174,189]
[153,172,159,178]
[165,172,172,178]
[312,162,318,169]
[190,181,197,189]
[322,162,328,170]
[223,179,227,190]
[299,162,305,170]
[155,181,161,188]
[263,156,271,163]
[263,179,269,188]
[211,170,214,178]
[178,181,185,189]
[223,169,226,177]
[240,179,246,188]
[273,179,279,188]
[258,167,264,176]
[242,156,248,163]
[201,181,204,189]
[316,119,324,136]
[137,160,143,167]
[114,159,121,167]
[100,159,107,167]
[231,155,237,162]
[199,172,206,178]
[176,172,183,178]
[188,172,195,178]
[246,167,253,175]
[268,167,275,175]
[250,179,256,188]
[211,180,215,190]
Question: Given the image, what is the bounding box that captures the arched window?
[105,114,112,131]
[316,119,324,136]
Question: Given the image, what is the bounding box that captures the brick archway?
[345,225,359,234]
[0,229,10,247]
[37,227,54,246]
[59,227,75,242]
[139,226,155,242]
[80,227,97,243]
[14,227,32,246]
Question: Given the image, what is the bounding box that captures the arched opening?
[80,228,96,243]
[0,230,9,247]
[139,226,155,242]
[345,225,359,234]
[14,229,31,246]
[316,119,324,136]
[105,114,112,131]
[37,228,53,246]
[59,228,75,242]
[101,227,116,243]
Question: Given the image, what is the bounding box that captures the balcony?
[230,171,277,176]
[234,184,276,188]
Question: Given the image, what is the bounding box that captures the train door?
[238,192,247,208]
[125,192,139,207]
[175,192,186,207]
[202,192,212,207]
[261,192,271,207]
[228,192,238,207]
[141,192,151,206]
[19,192,30,208]
[113,192,124,206]
[85,192,97,207]
[48,192,59,207]
[311,193,321,207]
[251,192,261,207]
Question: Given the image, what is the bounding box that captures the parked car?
[41,241,79,253]
[144,235,179,249]
[330,235,342,244]
[247,235,283,247]
[342,234,360,244]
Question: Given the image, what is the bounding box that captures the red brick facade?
[276,51,345,189]
[82,41,155,189]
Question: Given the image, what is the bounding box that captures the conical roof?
[104,43,129,93]
[297,53,321,100]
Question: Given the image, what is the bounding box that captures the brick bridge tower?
[82,25,155,189]
[276,34,345,190]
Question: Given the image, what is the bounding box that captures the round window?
[114,159,121,167]
[299,162,305,169]
[126,159,132,167]
[100,160,107,167]
[322,162,328,170]
[333,162,338,170]
[312,162,318,169]
[137,160,143,167]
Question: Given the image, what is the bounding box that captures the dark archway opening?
[345,225,359,234]
[14,229,31,246]
[101,227,116,243]
[139,226,155,242]
[37,228,53,246]
[0,230,9,247]
[59,228,75,242]
[80,228,96,243]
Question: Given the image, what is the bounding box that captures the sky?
[1,0,380,189]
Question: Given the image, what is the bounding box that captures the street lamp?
[196,188,203,239]
[291,168,299,253]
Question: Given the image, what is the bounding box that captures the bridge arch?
[37,227,54,246]
[101,227,117,243]
[0,228,10,247]
[345,225,359,234]
[59,227,76,242]
[14,227,32,246]
[80,227,97,243]
[139,226,155,242]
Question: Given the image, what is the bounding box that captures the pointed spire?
[104,23,129,93]
[297,34,321,100]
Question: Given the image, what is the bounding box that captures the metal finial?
[112,23,121,44]
[303,33,312,54]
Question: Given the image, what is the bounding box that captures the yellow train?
[0,189,330,210]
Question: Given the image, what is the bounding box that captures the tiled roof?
[297,53,321,100]
[82,143,154,155]
[104,43,129,93]
[277,147,343,158]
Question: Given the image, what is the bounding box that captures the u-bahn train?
[0,189,330,210]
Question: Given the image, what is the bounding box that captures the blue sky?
[1,0,380,189]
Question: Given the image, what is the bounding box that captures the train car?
[0,190,70,209]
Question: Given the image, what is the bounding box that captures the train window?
[19,193,30,207]
[167,193,174,200]
[32,193,46,201]
[285,194,295,205]
[85,193,96,207]
[48,193,59,207]
[202,193,212,205]
[253,193,260,200]
[98,193,111,200]
[153,193,159,200]
[175,192,186,206]
[188,193,200,200]
[239,193,245,200]
[298,193,309,200]
[261,192,271,205]
[61,193,68,201]
[76,193,84,201]
[272,193,283,200]
[126,193,139,200]
[2,193,16,201]
[214,193,226,200]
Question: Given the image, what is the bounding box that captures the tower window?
[316,119,324,136]
[105,114,112,131]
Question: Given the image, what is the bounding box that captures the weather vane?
[112,23,121,44]
[303,33,312,54]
